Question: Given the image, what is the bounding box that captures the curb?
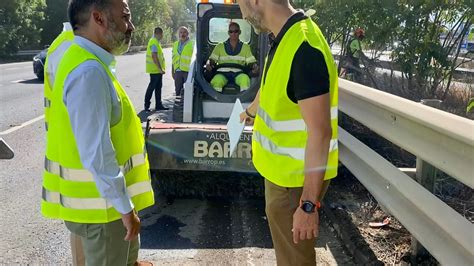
[321,203,383,265]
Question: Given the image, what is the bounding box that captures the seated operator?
[205,22,258,93]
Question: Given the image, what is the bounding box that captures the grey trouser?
[65,220,139,266]
[173,71,188,96]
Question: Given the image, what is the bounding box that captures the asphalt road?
[0,49,352,264]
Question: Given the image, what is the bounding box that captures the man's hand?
[121,210,140,241]
[205,63,213,72]
[292,207,319,244]
[240,110,255,125]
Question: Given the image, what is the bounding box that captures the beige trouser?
[71,232,85,266]
[65,220,139,266]
[264,179,331,266]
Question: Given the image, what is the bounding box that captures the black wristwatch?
[299,200,320,213]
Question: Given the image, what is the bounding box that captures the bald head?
[237,0,296,35]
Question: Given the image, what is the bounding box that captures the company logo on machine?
[194,132,252,159]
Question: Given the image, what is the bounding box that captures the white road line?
[10,79,26,83]
[0,62,31,68]
[0,115,44,135]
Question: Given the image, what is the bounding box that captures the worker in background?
[172,26,194,96]
[237,0,338,265]
[41,0,155,265]
[206,22,258,93]
[346,27,366,81]
[145,26,168,111]
[43,22,85,266]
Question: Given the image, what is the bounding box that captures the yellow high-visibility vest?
[172,40,194,72]
[146,37,165,74]
[209,40,256,72]
[43,30,74,131]
[252,17,339,187]
[41,43,155,223]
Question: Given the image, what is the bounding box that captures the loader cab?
[182,2,268,123]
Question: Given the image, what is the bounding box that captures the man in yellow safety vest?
[238,0,339,265]
[172,26,194,96]
[205,22,258,93]
[41,0,154,265]
[145,27,168,111]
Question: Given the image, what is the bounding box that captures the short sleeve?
[287,42,329,103]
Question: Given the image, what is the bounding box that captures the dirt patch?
[325,172,413,265]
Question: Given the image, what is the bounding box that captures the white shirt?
[63,36,133,214]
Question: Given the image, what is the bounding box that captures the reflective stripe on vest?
[44,149,146,182]
[210,42,256,67]
[42,180,152,210]
[216,67,243,73]
[256,106,338,132]
[254,131,338,161]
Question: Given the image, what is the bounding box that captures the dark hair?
[68,0,112,30]
[154,27,163,35]
[229,22,240,30]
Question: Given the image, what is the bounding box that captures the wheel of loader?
[172,88,184,122]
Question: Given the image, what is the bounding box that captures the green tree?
[391,0,472,99]
[129,0,172,46]
[167,0,196,41]
[40,0,69,47]
[0,0,46,57]
[294,0,473,101]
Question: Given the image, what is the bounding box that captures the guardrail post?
[411,99,442,260]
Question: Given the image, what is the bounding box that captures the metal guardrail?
[339,79,474,188]
[338,78,474,265]
[16,50,41,56]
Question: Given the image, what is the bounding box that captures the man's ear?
[92,10,105,27]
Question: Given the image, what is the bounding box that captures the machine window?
[209,18,252,44]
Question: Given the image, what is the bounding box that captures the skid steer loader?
[145,2,269,197]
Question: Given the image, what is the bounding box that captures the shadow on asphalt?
[137,110,151,122]
[19,78,43,84]
[137,99,174,123]
[140,198,274,250]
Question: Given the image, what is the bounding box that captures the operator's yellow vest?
[43,30,74,131]
[172,40,194,72]
[252,18,339,187]
[41,43,155,223]
[146,37,165,74]
[209,41,256,72]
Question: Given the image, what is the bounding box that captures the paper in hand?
[227,98,245,156]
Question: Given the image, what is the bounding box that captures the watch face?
[302,201,315,213]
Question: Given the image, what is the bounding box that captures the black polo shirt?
[263,12,329,103]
